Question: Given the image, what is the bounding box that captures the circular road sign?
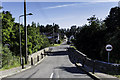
[105,44,113,52]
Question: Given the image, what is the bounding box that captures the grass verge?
[0,63,21,71]
[113,75,120,79]
[70,46,77,50]
[52,44,61,47]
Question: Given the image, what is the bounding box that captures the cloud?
[43,3,79,9]
[43,2,99,9]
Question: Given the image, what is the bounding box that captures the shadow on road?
[48,51,68,56]
[55,66,86,74]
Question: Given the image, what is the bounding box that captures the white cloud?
[43,3,79,9]
[43,2,98,9]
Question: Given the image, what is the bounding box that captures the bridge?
[1,41,119,80]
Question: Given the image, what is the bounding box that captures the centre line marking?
[50,73,54,78]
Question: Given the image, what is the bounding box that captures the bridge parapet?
[68,47,120,74]
[28,47,52,65]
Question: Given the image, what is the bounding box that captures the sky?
[1,1,119,29]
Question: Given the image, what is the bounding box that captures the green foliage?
[100,31,120,63]
[2,45,20,69]
[75,18,106,60]
[27,23,50,54]
[2,11,20,56]
[1,11,50,69]
[70,46,77,50]
[51,44,61,47]
[72,13,120,63]
[104,7,120,32]
[2,11,50,56]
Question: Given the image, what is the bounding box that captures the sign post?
[105,44,113,63]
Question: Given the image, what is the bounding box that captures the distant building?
[63,35,67,41]
[54,33,60,43]
[43,32,60,44]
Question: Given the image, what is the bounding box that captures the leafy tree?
[27,22,50,54]
[2,45,13,67]
[0,6,3,9]
[2,11,50,58]
[2,11,19,55]
[39,25,45,33]
[2,45,20,69]
[1,11,51,69]
[53,24,59,33]
[74,15,106,60]
[104,7,120,32]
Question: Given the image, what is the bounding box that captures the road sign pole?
[108,52,110,63]
[106,44,112,63]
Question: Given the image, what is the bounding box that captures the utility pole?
[53,23,54,45]
[19,16,24,69]
[24,0,27,64]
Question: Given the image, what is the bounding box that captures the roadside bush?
[2,45,20,69]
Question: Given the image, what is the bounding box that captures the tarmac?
[0,56,46,79]
[0,54,120,80]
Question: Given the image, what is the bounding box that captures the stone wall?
[68,47,120,74]
[28,47,51,65]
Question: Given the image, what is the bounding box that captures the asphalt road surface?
[4,42,93,80]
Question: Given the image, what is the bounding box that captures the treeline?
[66,7,120,63]
[37,23,64,44]
[1,11,51,68]
[38,23,59,33]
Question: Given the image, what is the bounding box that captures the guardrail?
[68,47,120,74]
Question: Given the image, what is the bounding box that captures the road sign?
[105,44,113,63]
[105,44,113,52]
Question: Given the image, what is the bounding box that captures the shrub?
[2,45,20,69]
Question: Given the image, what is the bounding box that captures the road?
[4,42,93,80]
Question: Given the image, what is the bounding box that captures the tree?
[27,23,50,54]
[0,6,2,10]
[74,15,106,60]
[104,7,120,32]
[53,24,59,33]
[87,15,101,30]
[45,24,52,33]
[2,11,19,55]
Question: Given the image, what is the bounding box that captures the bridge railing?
[68,47,120,74]
[28,47,52,65]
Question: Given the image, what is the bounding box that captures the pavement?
[0,42,120,80]
[0,55,46,79]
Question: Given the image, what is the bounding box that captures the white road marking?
[50,73,54,78]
